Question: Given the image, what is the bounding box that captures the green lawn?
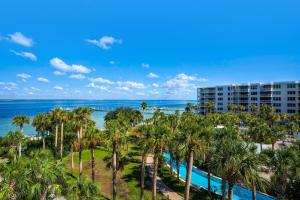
[64,144,167,200]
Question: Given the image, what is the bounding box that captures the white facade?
[197,81,300,114]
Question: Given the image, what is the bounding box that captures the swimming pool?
[164,152,275,200]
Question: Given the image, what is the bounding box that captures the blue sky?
[0,0,299,100]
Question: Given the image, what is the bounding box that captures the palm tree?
[105,112,130,200]
[141,101,148,113]
[204,102,215,113]
[139,124,153,200]
[12,115,30,133]
[269,125,286,150]
[50,108,63,152]
[84,125,101,182]
[250,104,259,115]
[227,103,237,113]
[185,103,196,113]
[32,113,51,149]
[59,110,69,158]
[5,131,24,160]
[68,176,99,200]
[179,112,207,200]
[261,147,298,200]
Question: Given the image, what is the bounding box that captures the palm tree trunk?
[184,147,194,200]
[91,147,95,182]
[79,127,83,176]
[252,180,256,200]
[260,143,263,152]
[71,145,74,173]
[272,142,275,151]
[55,124,58,149]
[170,152,174,175]
[18,143,22,158]
[42,133,45,149]
[152,150,159,200]
[60,122,64,158]
[228,183,234,200]
[140,154,146,200]
[207,168,211,194]
[176,155,180,181]
[221,179,226,200]
[112,141,117,200]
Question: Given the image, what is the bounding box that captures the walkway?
[146,155,184,200]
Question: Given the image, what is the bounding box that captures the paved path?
[146,155,184,200]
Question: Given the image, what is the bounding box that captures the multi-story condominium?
[197,81,300,114]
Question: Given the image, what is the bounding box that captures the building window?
[251,92,257,95]
[217,107,223,111]
[218,97,223,101]
[217,87,223,91]
[275,109,281,113]
[288,97,296,101]
[287,83,296,88]
[273,91,281,95]
[273,97,281,101]
[218,102,223,106]
[287,103,296,107]
[287,91,296,95]
[228,97,230,100]
[251,97,257,101]
[218,93,223,96]
[273,84,281,89]
[250,85,258,90]
[287,110,296,113]
[273,103,281,107]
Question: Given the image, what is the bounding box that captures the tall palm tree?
[204,102,215,113]
[50,108,63,152]
[141,101,148,114]
[185,103,196,113]
[84,124,101,182]
[59,110,69,158]
[227,103,237,113]
[5,131,24,160]
[148,119,170,200]
[105,113,130,200]
[139,124,153,200]
[32,113,51,149]
[179,112,207,200]
[12,115,30,133]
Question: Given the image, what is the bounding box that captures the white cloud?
[17,73,31,79]
[74,90,80,93]
[37,77,50,83]
[69,74,86,80]
[30,87,40,91]
[50,57,91,74]
[136,92,145,96]
[10,50,37,61]
[141,63,150,68]
[147,72,159,78]
[8,32,33,47]
[90,77,114,84]
[54,86,63,90]
[149,90,159,95]
[109,61,115,65]
[86,36,122,50]
[163,73,207,92]
[28,92,34,95]
[116,81,146,89]
[0,82,18,91]
[152,83,159,88]
[116,86,132,92]
[87,82,110,92]
[53,71,65,76]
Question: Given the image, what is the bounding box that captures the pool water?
[164,152,275,200]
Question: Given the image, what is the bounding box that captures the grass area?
[159,166,221,200]
[64,144,167,200]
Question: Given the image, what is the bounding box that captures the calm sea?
[0,100,195,137]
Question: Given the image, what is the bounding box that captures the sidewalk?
[146,155,184,200]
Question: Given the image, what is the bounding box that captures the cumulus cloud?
[10,50,37,61]
[30,87,40,91]
[0,82,18,91]
[37,77,50,83]
[147,72,159,78]
[152,83,159,88]
[116,81,146,89]
[86,36,122,50]
[116,86,132,92]
[17,73,31,79]
[69,74,86,80]
[50,57,91,74]
[87,82,110,92]
[54,86,63,90]
[163,73,207,93]
[53,71,65,76]
[8,32,33,47]
[90,77,114,84]
[141,63,150,68]
[149,90,159,95]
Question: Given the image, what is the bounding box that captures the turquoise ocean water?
[0,100,195,137]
